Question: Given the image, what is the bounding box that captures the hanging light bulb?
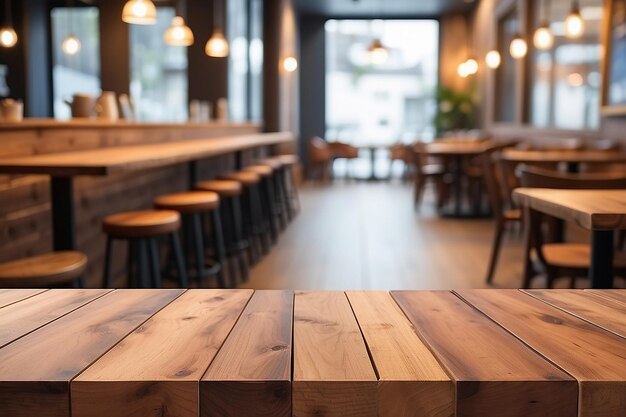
[164,16,194,46]
[283,56,298,72]
[458,62,469,78]
[62,34,81,55]
[485,50,501,69]
[122,0,157,25]
[534,23,554,50]
[0,0,17,48]
[0,27,17,48]
[205,30,229,57]
[510,34,527,59]
[465,58,478,75]
[564,0,584,38]
[367,38,388,65]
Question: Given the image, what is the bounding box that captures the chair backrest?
[519,165,626,189]
[308,136,331,163]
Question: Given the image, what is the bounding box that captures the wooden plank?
[201,290,293,417]
[525,289,626,338]
[0,289,183,417]
[585,289,626,305]
[346,291,454,417]
[391,291,577,417]
[0,289,110,348]
[0,132,294,176]
[293,291,377,417]
[72,289,253,417]
[0,288,47,308]
[513,189,626,230]
[457,289,626,417]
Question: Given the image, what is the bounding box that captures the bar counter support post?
[235,150,243,170]
[51,176,76,251]
[188,161,198,189]
[590,230,614,289]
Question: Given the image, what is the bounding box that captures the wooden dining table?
[0,288,624,417]
[514,188,626,288]
[501,149,626,173]
[0,132,293,254]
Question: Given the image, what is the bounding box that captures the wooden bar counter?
[0,119,292,287]
[0,289,624,417]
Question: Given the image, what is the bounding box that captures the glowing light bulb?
[367,39,388,65]
[465,58,478,75]
[564,9,584,38]
[205,31,229,57]
[164,16,194,46]
[533,24,554,50]
[510,34,527,59]
[458,62,469,78]
[485,50,501,69]
[62,34,81,55]
[283,57,298,72]
[122,0,157,25]
[0,27,17,48]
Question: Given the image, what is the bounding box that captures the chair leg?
[486,219,505,284]
[148,238,162,288]
[170,232,188,288]
[127,240,136,288]
[103,237,114,288]
[414,177,425,210]
[232,196,249,282]
[191,214,206,287]
[210,209,228,288]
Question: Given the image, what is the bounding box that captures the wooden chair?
[307,136,333,180]
[327,141,359,179]
[390,144,413,180]
[519,165,626,288]
[481,148,523,284]
[411,143,448,211]
[0,251,87,288]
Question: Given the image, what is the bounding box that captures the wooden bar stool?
[259,157,290,229]
[102,210,187,288]
[195,179,248,285]
[220,171,271,262]
[0,251,87,288]
[275,154,301,219]
[154,191,227,288]
[244,164,281,242]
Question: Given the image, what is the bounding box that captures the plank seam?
[344,291,380,380]
[0,289,49,310]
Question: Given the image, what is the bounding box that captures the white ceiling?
[294,0,476,18]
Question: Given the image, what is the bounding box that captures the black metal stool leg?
[221,200,240,285]
[148,238,162,288]
[170,232,188,288]
[232,196,249,282]
[127,240,136,288]
[137,239,150,289]
[190,213,206,287]
[103,237,113,288]
[242,188,260,265]
[210,209,228,288]
[251,185,271,254]
[273,171,289,229]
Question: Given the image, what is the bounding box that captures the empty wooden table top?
[501,149,626,164]
[0,289,624,417]
[513,188,626,230]
[0,132,294,176]
[424,140,491,156]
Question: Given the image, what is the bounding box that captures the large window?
[495,7,520,123]
[130,7,188,122]
[325,20,439,145]
[528,0,603,129]
[51,7,100,120]
[227,0,263,122]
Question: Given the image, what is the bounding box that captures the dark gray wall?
[99,0,130,95]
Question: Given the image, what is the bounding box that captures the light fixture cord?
[179,0,187,19]
[213,0,223,31]
[5,0,12,26]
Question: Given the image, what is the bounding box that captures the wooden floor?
[246,181,527,290]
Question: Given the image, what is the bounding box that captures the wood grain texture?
[391,291,578,417]
[0,289,109,348]
[585,290,626,305]
[513,189,626,230]
[525,289,626,338]
[347,291,454,417]
[0,289,183,417]
[0,288,47,308]
[201,290,293,417]
[0,132,294,176]
[501,149,626,164]
[72,289,253,417]
[457,289,626,417]
[293,291,377,417]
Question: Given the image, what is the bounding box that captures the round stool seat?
[258,158,281,170]
[196,179,242,197]
[244,164,273,177]
[221,171,261,187]
[154,191,220,214]
[276,154,299,166]
[0,251,87,287]
[103,210,181,238]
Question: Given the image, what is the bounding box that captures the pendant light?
[122,0,157,25]
[367,38,388,65]
[533,0,554,50]
[205,0,229,57]
[62,0,81,56]
[164,0,194,46]
[564,0,584,39]
[510,33,527,59]
[283,56,298,72]
[485,50,501,69]
[0,0,17,48]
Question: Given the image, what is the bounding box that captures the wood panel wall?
[0,122,263,288]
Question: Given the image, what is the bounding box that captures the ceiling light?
[465,58,478,75]
[485,50,501,69]
[510,34,527,59]
[565,0,584,39]
[0,0,17,48]
[533,23,554,50]
[62,34,81,55]
[122,0,157,25]
[367,38,388,65]
[458,62,469,78]
[164,16,194,46]
[206,30,229,57]
[283,57,298,72]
